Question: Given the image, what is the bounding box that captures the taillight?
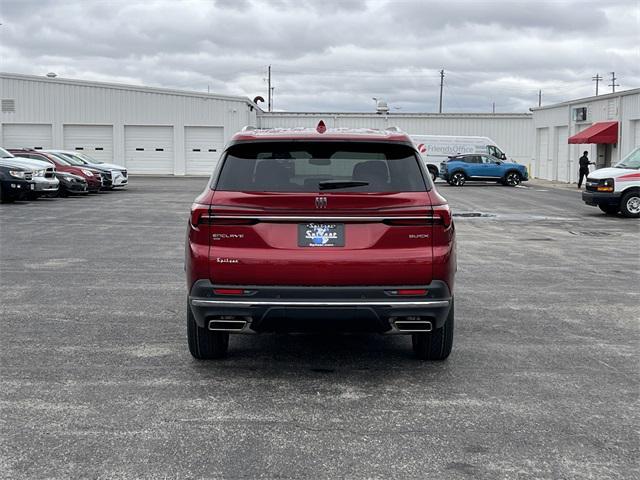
[432,204,452,228]
[190,203,211,227]
[384,218,431,226]
[210,217,257,226]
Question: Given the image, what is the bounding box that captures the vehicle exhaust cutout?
[208,317,249,332]
[393,318,433,333]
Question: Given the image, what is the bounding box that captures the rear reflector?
[387,289,428,296]
[213,289,245,295]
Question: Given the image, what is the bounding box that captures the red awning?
[568,121,618,144]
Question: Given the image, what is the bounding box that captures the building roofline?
[530,88,640,111]
[0,72,262,109]
[258,112,532,118]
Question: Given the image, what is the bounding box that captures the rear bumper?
[188,280,452,334]
[582,191,621,206]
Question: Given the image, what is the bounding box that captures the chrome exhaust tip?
[208,317,249,332]
[393,318,433,333]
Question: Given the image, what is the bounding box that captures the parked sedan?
[9,149,103,193]
[46,150,128,189]
[0,163,33,203]
[0,148,59,198]
[44,151,114,189]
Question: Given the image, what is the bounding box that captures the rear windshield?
[215,142,428,192]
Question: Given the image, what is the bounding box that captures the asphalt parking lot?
[1,177,638,479]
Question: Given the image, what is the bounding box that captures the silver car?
[0,148,59,198]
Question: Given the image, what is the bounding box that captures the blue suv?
[440,154,528,187]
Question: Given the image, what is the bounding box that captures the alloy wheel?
[627,195,640,214]
[451,173,465,186]
[506,172,521,186]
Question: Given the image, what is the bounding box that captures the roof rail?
[385,126,402,132]
[241,125,257,132]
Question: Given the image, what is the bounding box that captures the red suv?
[186,124,456,360]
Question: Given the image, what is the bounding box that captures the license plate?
[30,184,35,190]
[298,223,344,247]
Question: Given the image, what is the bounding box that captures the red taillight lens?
[190,203,210,227]
[213,289,245,295]
[384,218,430,226]
[432,204,452,228]
[210,217,257,226]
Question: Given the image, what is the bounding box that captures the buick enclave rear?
[186,126,456,360]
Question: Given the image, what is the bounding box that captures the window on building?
[573,107,587,122]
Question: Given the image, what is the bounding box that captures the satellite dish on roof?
[375,99,389,115]
[46,72,57,78]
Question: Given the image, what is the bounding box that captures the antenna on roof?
[241,125,257,131]
[385,126,401,132]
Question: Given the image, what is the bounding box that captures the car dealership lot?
[1,177,638,479]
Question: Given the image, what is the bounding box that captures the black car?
[0,164,33,203]
[56,172,89,196]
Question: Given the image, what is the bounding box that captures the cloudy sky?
[1,0,638,113]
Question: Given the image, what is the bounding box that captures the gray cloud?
[0,0,638,112]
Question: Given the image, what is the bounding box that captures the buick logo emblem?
[315,196,327,209]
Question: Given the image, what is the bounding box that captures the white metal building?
[0,73,258,175]
[258,112,534,165]
[531,89,640,183]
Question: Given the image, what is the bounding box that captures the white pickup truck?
[582,147,640,218]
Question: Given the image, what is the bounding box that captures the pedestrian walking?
[578,151,594,188]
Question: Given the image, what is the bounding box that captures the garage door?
[185,126,224,175]
[2,124,52,150]
[536,128,549,179]
[64,125,114,164]
[555,126,569,182]
[125,126,173,174]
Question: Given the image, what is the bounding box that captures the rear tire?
[187,303,229,359]
[598,204,619,215]
[450,172,466,186]
[620,191,640,218]
[412,298,454,360]
[428,167,438,182]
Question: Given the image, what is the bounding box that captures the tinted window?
[215,142,428,192]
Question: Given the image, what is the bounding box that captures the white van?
[410,135,508,180]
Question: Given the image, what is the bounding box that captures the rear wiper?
[318,180,369,190]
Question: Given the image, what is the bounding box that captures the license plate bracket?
[298,223,344,247]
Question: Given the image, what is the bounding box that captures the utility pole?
[438,69,444,114]
[492,102,495,114]
[267,65,272,112]
[592,74,602,96]
[609,72,619,93]
[538,90,542,107]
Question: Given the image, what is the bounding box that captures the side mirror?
[501,153,507,160]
